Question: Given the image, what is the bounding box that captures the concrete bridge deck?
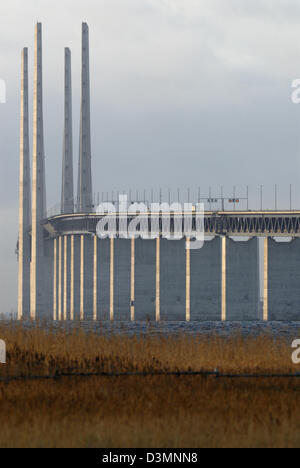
[43,210,300,238]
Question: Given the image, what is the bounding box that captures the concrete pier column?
[160,239,186,321]
[44,238,54,317]
[267,238,300,320]
[31,23,47,319]
[93,235,97,321]
[263,237,268,322]
[63,237,67,319]
[226,237,260,321]
[18,47,31,319]
[58,236,62,320]
[63,236,70,320]
[131,238,135,321]
[134,238,156,321]
[70,235,74,320]
[80,235,84,320]
[73,234,93,320]
[114,239,131,321]
[110,238,114,321]
[73,235,81,320]
[186,238,191,322]
[83,235,94,320]
[53,238,57,320]
[221,237,226,321]
[190,237,222,321]
[156,237,160,322]
[98,238,110,320]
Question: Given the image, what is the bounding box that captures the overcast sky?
[1,0,300,313]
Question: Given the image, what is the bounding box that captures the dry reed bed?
[0,322,299,377]
[1,376,300,447]
[0,323,300,447]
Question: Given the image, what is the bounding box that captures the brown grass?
[0,322,300,448]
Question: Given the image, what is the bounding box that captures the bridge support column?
[70,235,74,320]
[110,238,114,321]
[263,237,268,321]
[84,235,94,319]
[72,235,81,320]
[63,236,71,320]
[98,238,110,320]
[93,235,97,321]
[160,239,186,321]
[53,238,57,320]
[130,238,135,321]
[63,237,67,320]
[79,234,93,320]
[58,236,62,320]
[190,237,222,321]
[80,235,84,320]
[114,239,131,321]
[156,237,160,322]
[222,237,226,321]
[44,238,54,318]
[186,238,191,322]
[267,238,300,320]
[226,237,260,321]
[134,238,156,321]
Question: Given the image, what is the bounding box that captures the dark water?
[2,320,300,339]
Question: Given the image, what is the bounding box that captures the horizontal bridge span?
[43,211,300,237]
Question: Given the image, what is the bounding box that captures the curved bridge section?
[30,211,300,322]
[44,211,300,238]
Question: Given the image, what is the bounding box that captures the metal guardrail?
[48,185,300,218]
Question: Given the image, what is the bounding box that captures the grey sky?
[0,0,300,313]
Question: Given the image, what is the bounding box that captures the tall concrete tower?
[31,23,46,319]
[18,48,31,319]
[61,48,74,214]
[77,22,93,213]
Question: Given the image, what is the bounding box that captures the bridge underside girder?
[44,211,300,238]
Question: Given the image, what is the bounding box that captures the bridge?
[17,23,300,324]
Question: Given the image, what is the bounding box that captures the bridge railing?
[46,185,300,219]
